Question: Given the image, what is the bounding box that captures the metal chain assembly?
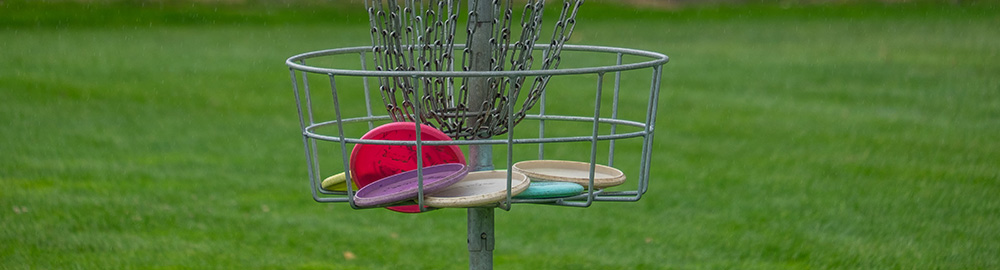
[367,0,583,139]
[366,0,461,126]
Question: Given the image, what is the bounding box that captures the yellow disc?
[321,172,358,192]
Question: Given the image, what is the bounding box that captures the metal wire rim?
[304,115,650,146]
[285,44,669,77]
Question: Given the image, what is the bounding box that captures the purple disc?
[353,163,468,207]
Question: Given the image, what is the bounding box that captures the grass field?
[3,1,999,269]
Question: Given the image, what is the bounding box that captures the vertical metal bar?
[299,62,328,202]
[537,78,546,160]
[502,75,516,211]
[635,65,662,199]
[329,75,357,205]
[640,65,664,196]
[609,53,623,167]
[290,69,306,134]
[360,51,375,130]
[291,69,321,202]
[466,0,495,131]
[558,72,602,207]
[413,75,426,212]
[308,131,323,200]
[468,207,494,270]
[299,61,315,126]
[467,0,495,269]
[467,0,496,169]
[585,73,605,205]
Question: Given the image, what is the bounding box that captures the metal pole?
[467,0,495,269]
[468,207,495,269]
[466,0,494,125]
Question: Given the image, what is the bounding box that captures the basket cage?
[287,44,666,211]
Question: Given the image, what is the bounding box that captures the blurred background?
[3,0,997,269]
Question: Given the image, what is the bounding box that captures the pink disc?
[349,122,466,213]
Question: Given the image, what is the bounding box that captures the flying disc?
[423,170,530,208]
[512,160,626,189]
[350,122,466,213]
[513,181,585,199]
[353,163,468,207]
[320,172,359,192]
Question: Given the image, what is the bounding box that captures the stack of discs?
[339,123,630,211]
[349,122,466,213]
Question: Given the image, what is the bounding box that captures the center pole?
[467,0,495,269]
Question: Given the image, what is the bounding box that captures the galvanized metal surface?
[466,1,496,268]
[467,207,495,269]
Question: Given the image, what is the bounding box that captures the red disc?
[349,122,466,213]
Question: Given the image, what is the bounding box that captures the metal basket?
[286,44,667,210]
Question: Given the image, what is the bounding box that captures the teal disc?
[513,181,585,199]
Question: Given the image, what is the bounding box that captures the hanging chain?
[367,0,460,128]
[368,0,582,139]
[462,0,583,138]
[514,0,582,132]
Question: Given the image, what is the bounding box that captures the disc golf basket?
[285,1,667,269]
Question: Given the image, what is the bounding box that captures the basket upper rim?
[286,44,669,77]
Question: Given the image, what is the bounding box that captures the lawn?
[2,1,999,269]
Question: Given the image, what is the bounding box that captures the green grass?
[3,1,999,269]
